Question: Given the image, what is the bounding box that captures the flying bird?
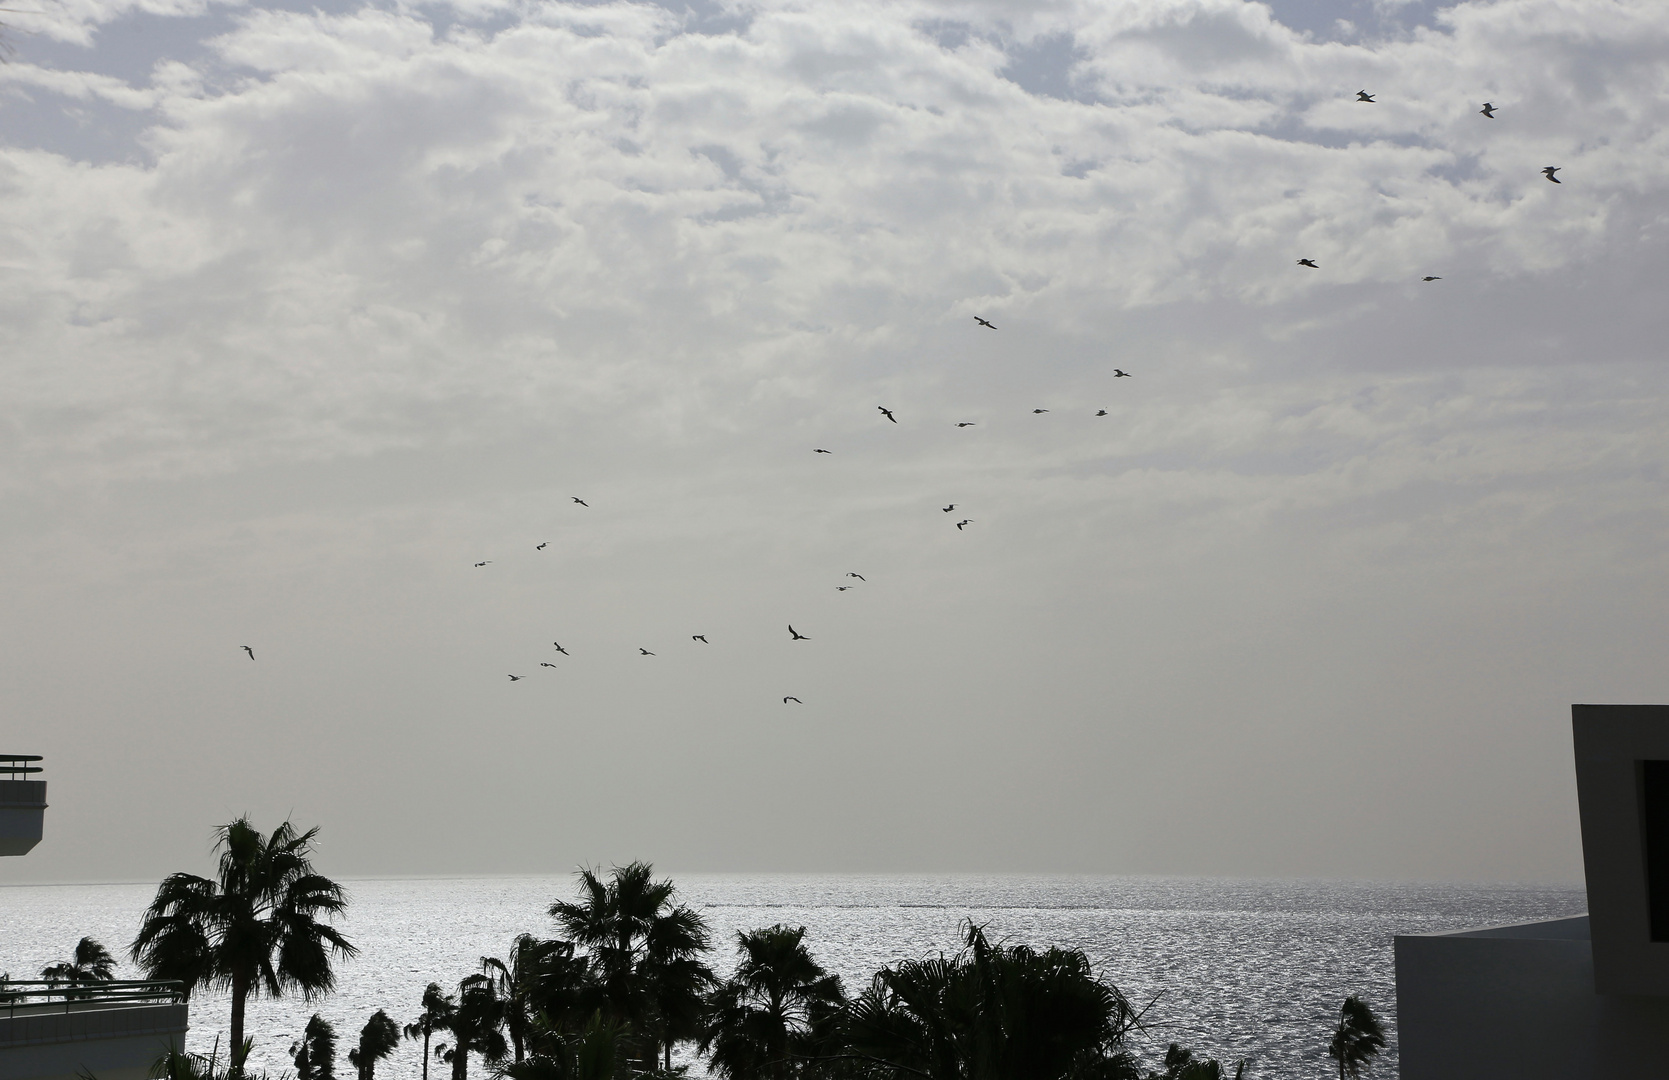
[1113,370,1131,378]
[784,697,802,704]
[692,635,709,643]
[974,316,998,329]
[1297,259,1319,268]
[1422,276,1442,282]
[956,519,972,531]
[1543,166,1561,183]
[1480,102,1496,118]
[813,448,832,454]
[943,504,955,512]
[847,573,865,581]
[1356,90,1375,102]
[788,625,809,641]
[1032,409,1049,414]
[837,586,853,591]
[508,674,524,681]
[572,497,589,506]
[639,648,655,656]
[878,406,897,423]
[241,646,254,661]
[540,663,558,668]
[552,643,570,655]
[1096,409,1108,416]
[536,542,547,550]
[474,561,491,567]
[956,422,976,427]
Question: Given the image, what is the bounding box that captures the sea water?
[0,874,1585,1078]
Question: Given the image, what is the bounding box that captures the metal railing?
[0,980,185,1017]
[0,755,42,778]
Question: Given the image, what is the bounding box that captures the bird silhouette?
[878,406,897,423]
[1422,276,1442,282]
[974,316,997,329]
[1297,259,1319,268]
[847,573,865,581]
[553,643,570,655]
[784,696,802,704]
[1032,409,1049,414]
[956,519,972,531]
[536,542,547,550]
[1096,409,1108,416]
[789,625,809,640]
[474,561,491,567]
[241,646,254,661]
[813,448,832,454]
[508,674,524,681]
[1113,370,1131,378]
[1480,102,1496,118]
[692,635,709,643]
[943,504,955,512]
[956,422,976,427]
[1357,90,1375,102]
[639,648,655,656]
[837,586,853,591]
[1543,166,1561,183]
[540,662,558,668]
[572,497,589,506]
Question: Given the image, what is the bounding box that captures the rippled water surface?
[0,875,1585,1078]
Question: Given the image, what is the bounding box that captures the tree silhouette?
[347,1010,401,1080]
[700,924,845,1080]
[1327,995,1386,1080]
[41,937,118,989]
[290,1014,337,1080]
[404,982,456,1080]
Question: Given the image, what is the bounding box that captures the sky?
[2,0,1666,887]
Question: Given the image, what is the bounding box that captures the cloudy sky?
[2,0,1666,886]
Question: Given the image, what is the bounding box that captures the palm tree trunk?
[421,1031,430,1080]
[229,971,250,1076]
[451,1045,468,1080]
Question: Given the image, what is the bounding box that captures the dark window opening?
[1643,761,1669,942]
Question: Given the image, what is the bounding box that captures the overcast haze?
[2,0,1666,886]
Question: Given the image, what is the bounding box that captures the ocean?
[0,874,1586,1078]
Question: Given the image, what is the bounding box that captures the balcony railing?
[0,755,42,777]
[1,981,186,1017]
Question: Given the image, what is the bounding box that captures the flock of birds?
[233,92,1563,705]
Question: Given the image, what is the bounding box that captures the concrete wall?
[1395,916,1669,1080]
[0,779,46,857]
[0,1003,187,1080]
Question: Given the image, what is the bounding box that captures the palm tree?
[290,1014,338,1080]
[699,924,845,1080]
[129,817,358,1075]
[1327,995,1386,1080]
[405,982,456,1080]
[482,934,575,1063]
[41,937,118,987]
[347,1010,401,1080]
[549,862,713,1069]
[437,974,509,1080]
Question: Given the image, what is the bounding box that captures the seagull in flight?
[943,504,956,512]
[1543,166,1561,183]
[974,316,998,329]
[814,448,832,454]
[572,497,589,506]
[956,519,972,531]
[540,662,558,669]
[1096,409,1108,416]
[956,422,976,427]
[837,586,854,591]
[1113,370,1131,378]
[1356,90,1375,102]
[1032,408,1049,414]
[784,697,802,704]
[552,643,570,655]
[847,573,865,581]
[241,646,254,661]
[508,674,524,681]
[878,406,897,423]
[1422,276,1442,282]
[1480,102,1496,118]
[474,561,491,567]
[789,625,809,641]
[536,542,547,550]
[639,648,655,656]
[692,635,709,643]
[1297,259,1319,269]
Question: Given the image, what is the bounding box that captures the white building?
[1395,705,1669,1079]
[1,754,190,1080]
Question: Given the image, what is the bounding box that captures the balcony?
[0,981,188,1080]
[0,755,46,857]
